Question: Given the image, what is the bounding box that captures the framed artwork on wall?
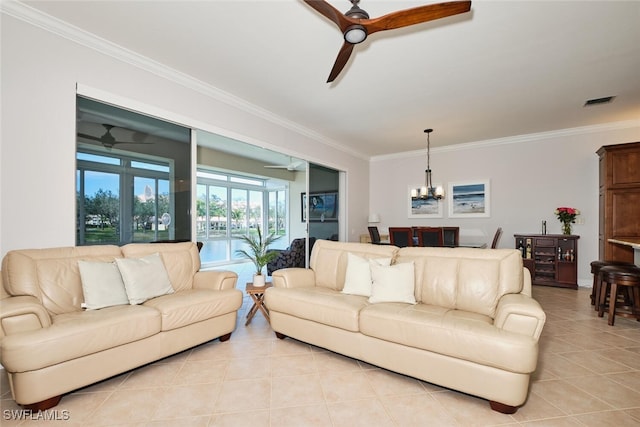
[408,185,444,218]
[448,180,491,218]
[301,192,338,222]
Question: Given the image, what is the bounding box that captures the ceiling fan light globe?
[344,26,367,44]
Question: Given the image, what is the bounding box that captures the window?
[77,147,173,244]
[76,96,191,245]
[196,169,288,266]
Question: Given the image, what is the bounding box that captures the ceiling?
[20,0,640,158]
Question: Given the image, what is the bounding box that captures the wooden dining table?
[384,226,488,248]
[407,240,486,248]
[448,243,488,248]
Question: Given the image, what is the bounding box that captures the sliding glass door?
[76,96,191,246]
[75,95,343,266]
[307,163,341,242]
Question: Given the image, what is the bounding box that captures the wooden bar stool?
[590,260,636,311]
[597,265,640,326]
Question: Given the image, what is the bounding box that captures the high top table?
[608,238,640,266]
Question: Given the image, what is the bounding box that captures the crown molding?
[370,119,640,163]
[1,0,368,162]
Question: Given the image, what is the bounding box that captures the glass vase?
[562,222,572,235]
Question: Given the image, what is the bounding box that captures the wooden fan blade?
[77,133,103,142]
[365,1,471,35]
[327,42,355,83]
[302,0,354,32]
[78,132,150,147]
[111,140,153,146]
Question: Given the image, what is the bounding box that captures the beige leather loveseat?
[265,240,546,414]
[0,242,242,410]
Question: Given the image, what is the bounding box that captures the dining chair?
[388,227,415,248]
[415,227,444,247]
[491,227,503,249]
[442,227,460,246]
[368,226,382,244]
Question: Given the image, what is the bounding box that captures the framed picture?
[408,185,444,218]
[301,192,338,222]
[448,180,490,218]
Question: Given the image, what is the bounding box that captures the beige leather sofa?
[0,242,242,410]
[265,240,546,414]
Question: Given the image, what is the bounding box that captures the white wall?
[0,13,370,256]
[370,124,640,287]
[2,10,639,289]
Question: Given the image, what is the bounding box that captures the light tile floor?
[1,264,639,426]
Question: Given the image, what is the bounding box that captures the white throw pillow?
[115,253,174,305]
[369,261,417,304]
[78,260,129,310]
[342,253,391,297]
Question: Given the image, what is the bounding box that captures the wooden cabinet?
[597,142,640,263]
[514,234,579,289]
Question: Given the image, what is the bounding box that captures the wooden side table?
[245,282,273,326]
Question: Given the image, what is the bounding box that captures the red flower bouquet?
[554,207,580,235]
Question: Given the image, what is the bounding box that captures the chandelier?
[411,128,444,200]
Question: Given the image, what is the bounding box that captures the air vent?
[584,96,615,106]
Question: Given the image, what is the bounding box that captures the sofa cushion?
[310,240,398,292]
[0,305,160,372]
[121,242,200,292]
[142,289,243,331]
[78,260,129,310]
[397,248,523,318]
[369,261,416,304]
[1,245,122,315]
[342,253,392,297]
[359,303,539,373]
[116,253,174,304]
[266,287,368,332]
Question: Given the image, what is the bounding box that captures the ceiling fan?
[264,161,306,171]
[302,0,472,82]
[78,124,152,149]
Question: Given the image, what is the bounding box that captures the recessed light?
[584,96,616,106]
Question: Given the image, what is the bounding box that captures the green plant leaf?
[234,225,282,274]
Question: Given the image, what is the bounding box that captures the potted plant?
[235,225,282,287]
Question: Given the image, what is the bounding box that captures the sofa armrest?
[272,268,315,289]
[494,294,546,340]
[521,267,532,297]
[193,270,238,291]
[0,296,51,338]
